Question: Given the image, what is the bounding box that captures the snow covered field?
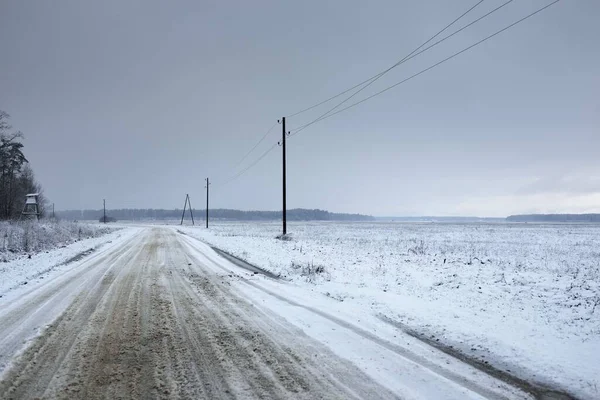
[179,221,600,399]
[0,221,119,295]
[1,220,597,398]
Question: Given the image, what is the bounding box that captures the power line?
[290,0,561,137]
[214,142,279,188]
[233,122,278,168]
[213,121,277,189]
[286,76,378,119]
[286,0,485,119]
[290,0,486,129]
[290,0,515,134]
[212,0,560,191]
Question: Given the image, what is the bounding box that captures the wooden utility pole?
[187,195,195,225]
[205,178,210,228]
[52,203,55,219]
[180,194,195,225]
[282,117,287,235]
[180,195,186,225]
[103,199,106,224]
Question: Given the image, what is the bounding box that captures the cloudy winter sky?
[0,0,598,217]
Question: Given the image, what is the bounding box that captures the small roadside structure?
[21,193,40,220]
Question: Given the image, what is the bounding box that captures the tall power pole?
[205,177,210,229]
[281,117,287,235]
[103,199,106,224]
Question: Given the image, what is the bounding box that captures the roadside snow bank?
[178,221,600,400]
[0,221,118,295]
[0,220,114,261]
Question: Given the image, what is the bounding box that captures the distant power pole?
[103,199,106,224]
[180,194,195,225]
[205,178,210,228]
[281,117,287,235]
[52,203,55,219]
[180,195,186,225]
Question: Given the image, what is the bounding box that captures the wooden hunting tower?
[21,193,41,220]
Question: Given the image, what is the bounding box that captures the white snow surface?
[1,220,598,398]
[0,221,122,296]
[178,221,600,399]
[0,226,534,399]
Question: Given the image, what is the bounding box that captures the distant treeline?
[376,216,505,223]
[506,214,600,223]
[57,208,375,222]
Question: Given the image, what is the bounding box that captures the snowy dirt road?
[0,228,533,399]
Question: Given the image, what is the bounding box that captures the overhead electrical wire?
[285,77,378,119]
[213,0,560,189]
[213,142,279,188]
[232,121,278,168]
[290,0,488,130]
[290,0,520,134]
[215,0,494,188]
[286,0,486,120]
[289,0,515,134]
[290,0,561,137]
[215,0,503,187]
[213,121,277,188]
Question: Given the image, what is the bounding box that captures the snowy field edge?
[0,221,122,296]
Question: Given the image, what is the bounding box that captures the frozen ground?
[1,220,597,398]
[0,221,120,296]
[0,227,530,399]
[178,221,600,399]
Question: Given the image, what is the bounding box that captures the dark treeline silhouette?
[57,208,374,222]
[507,214,600,223]
[0,110,47,219]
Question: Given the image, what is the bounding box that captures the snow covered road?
[0,227,533,399]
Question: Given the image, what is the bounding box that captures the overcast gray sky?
[1,0,598,217]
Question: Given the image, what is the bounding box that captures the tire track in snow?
[0,231,144,378]
[176,231,534,400]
